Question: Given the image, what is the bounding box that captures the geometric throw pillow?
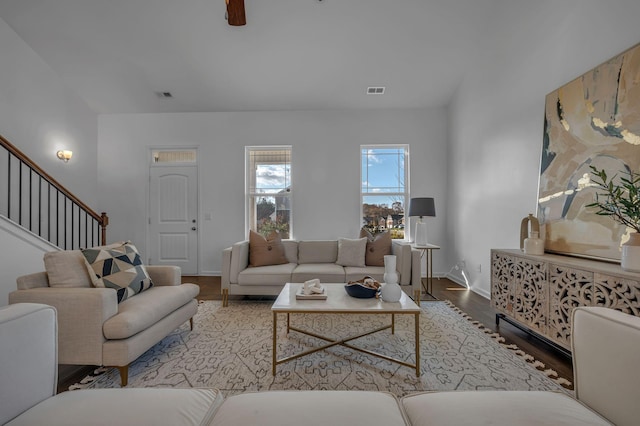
[249,230,288,267]
[81,241,154,303]
[360,228,392,266]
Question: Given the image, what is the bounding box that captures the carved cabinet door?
[593,273,640,316]
[548,265,593,348]
[513,257,547,335]
[491,251,514,314]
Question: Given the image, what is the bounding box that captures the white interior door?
[149,166,198,274]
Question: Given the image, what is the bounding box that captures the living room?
[2,2,640,425]
[2,2,640,303]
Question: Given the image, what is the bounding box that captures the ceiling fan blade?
[226,0,246,26]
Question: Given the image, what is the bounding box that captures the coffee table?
[271,283,422,376]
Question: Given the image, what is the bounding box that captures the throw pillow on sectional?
[249,230,288,267]
[360,228,392,266]
[336,237,367,267]
[81,241,154,303]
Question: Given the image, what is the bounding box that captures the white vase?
[383,255,398,284]
[621,233,640,272]
[524,231,544,255]
[382,255,401,302]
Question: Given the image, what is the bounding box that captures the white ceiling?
[0,0,497,114]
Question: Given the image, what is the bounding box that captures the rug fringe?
[442,300,573,389]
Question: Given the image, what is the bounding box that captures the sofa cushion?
[6,388,224,426]
[238,263,296,286]
[103,283,199,339]
[292,263,345,283]
[360,229,392,266]
[298,240,338,264]
[82,242,154,303]
[282,240,298,264]
[211,391,407,426]
[400,391,612,426]
[249,230,288,267]
[336,237,367,267]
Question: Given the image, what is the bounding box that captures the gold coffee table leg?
[272,311,277,376]
[415,312,420,376]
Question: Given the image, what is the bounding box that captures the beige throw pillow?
[44,250,93,288]
[43,241,126,288]
[336,237,367,267]
[360,228,392,266]
[249,230,288,267]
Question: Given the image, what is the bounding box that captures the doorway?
[148,149,198,274]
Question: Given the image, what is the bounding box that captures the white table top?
[411,243,440,250]
[271,283,421,313]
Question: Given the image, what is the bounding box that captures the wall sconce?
[56,150,73,163]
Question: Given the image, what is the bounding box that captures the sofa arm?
[392,241,412,285]
[0,303,58,426]
[9,288,118,366]
[146,265,181,287]
[222,247,232,289]
[227,241,250,286]
[16,271,50,290]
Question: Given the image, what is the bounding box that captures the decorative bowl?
[344,282,378,299]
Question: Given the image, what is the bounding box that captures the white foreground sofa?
[2,303,637,425]
[222,239,422,306]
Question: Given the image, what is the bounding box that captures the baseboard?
[443,272,490,300]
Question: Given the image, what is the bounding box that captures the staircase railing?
[0,134,108,249]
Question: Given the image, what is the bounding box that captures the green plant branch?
[586,166,640,233]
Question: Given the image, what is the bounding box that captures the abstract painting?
[538,42,640,261]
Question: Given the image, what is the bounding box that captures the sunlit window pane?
[361,146,408,239]
[246,147,292,239]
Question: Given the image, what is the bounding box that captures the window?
[246,147,292,239]
[361,145,409,239]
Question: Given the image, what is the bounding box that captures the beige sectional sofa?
[221,239,422,306]
[3,303,636,425]
[8,250,199,387]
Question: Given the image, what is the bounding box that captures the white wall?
[0,17,98,305]
[448,0,640,298]
[98,108,448,275]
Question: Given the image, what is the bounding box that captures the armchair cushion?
[82,242,154,303]
[103,283,199,339]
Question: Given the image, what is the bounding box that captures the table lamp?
[408,197,435,246]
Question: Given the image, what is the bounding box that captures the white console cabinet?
[491,249,640,352]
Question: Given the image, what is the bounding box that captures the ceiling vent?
[367,87,385,95]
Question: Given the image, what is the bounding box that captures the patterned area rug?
[71,300,571,397]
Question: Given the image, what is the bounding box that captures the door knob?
[191,227,197,231]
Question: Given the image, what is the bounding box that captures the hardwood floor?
[58,275,573,391]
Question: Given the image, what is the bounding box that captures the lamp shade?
[408,197,435,218]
